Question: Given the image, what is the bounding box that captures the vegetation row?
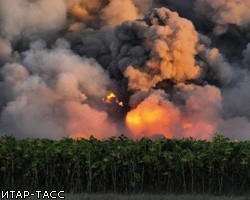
[0,134,249,195]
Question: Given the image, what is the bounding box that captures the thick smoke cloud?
[112,8,200,91]
[0,38,12,65]
[0,40,117,139]
[0,0,249,140]
[101,0,141,26]
[243,43,250,69]
[197,40,232,86]
[0,0,67,42]
[194,0,250,35]
[67,0,152,29]
[110,8,232,89]
[66,27,115,69]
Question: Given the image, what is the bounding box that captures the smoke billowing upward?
[0,0,249,140]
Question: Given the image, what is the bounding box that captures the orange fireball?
[126,94,180,139]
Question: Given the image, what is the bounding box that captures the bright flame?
[105,92,116,104]
[126,94,178,139]
[103,92,124,107]
[126,93,217,140]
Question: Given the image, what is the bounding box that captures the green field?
[0,135,249,195]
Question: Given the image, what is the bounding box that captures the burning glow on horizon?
[125,87,219,140]
[126,106,172,139]
[102,92,124,107]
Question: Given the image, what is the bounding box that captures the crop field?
[0,134,249,196]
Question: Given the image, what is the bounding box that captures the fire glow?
[102,92,124,107]
[126,104,173,139]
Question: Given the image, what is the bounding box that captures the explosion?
[126,94,176,139]
[102,92,124,107]
[0,0,250,140]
